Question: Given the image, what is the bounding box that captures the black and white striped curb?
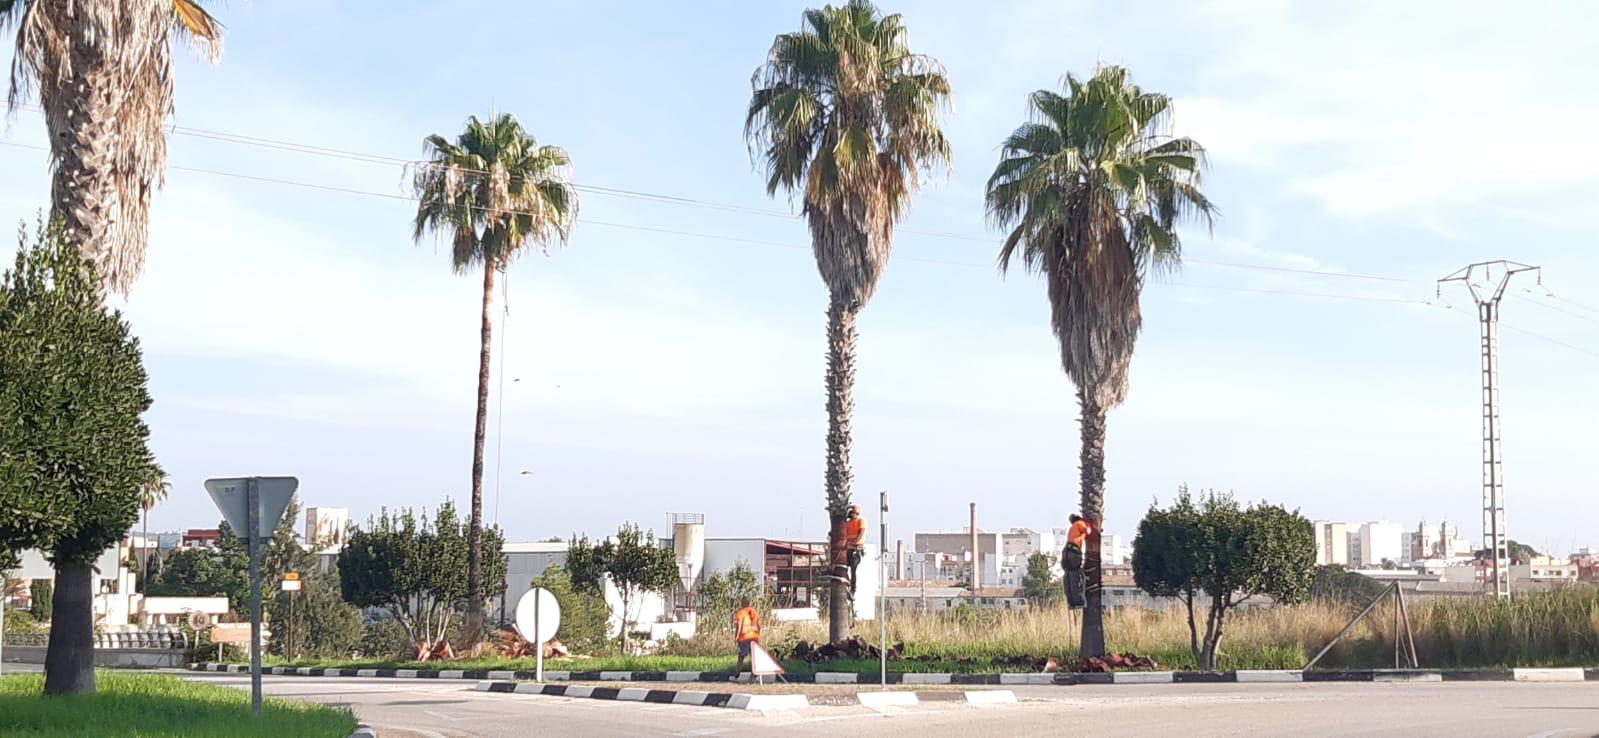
[471,680,1017,710]
[347,725,377,738]
[191,663,1599,685]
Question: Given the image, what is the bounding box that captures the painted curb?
[1513,668,1585,683]
[1113,671,1174,684]
[475,681,783,711]
[471,680,1018,711]
[963,690,1019,706]
[348,725,377,738]
[857,691,919,708]
[1237,670,1302,683]
[1374,669,1441,683]
[189,663,1599,686]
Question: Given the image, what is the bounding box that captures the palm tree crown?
[2,0,222,294]
[412,114,578,269]
[745,0,951,307]
[986,65,1214,408]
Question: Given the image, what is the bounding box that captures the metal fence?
[3,629,188,650]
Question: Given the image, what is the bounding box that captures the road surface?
[175,672,1599,737]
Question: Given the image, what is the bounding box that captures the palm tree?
[138,474,170,589]
[412,113,578,646]
[746,0,950,644]
[2,0,223,294]
[984,66,1214,657]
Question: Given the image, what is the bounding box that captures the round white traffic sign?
[514,587,561,644]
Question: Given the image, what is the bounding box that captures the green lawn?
[0,672,357,737]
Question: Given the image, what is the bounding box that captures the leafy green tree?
[411,113,578,645]
[1310,565,1386,609]
[0,220,159,694]
[528,566,609,654]
[268,569,362,661]
[3,1,223,294]
[745,0,951,644]
[1020,552,1061,605]
[567,524,679,653]
[148,498,315,617]
[338,501,507,652]
[28,578,52,622]
[145,546,234,601]
[696,562,770,637]
[1132,488,1314,670]
[986,67,1215,656]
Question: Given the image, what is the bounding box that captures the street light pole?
[878,490,889,691]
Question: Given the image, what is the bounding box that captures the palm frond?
[412,113,578,273]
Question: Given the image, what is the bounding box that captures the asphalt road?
[169,672,1599,738]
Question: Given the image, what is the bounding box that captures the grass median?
[0,672,357,737]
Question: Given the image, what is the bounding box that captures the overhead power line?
[3,136,1595,362]
[5,106,1434,284]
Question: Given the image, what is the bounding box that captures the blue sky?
[3,1,1596,555]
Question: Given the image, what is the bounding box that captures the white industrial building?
[494,514,877,645]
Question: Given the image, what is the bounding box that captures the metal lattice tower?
[1437,261,1540,599]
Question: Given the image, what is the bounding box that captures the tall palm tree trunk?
[141,505,150,591]
[824,297,858,644]
[44,560,96,695]
[46,60,120,289]
[1077,388,1108,657]
[463,260,495,646]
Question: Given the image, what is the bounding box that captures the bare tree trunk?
[824,299,858,644]
[462,261,495,648]
[1184,590,1200,667]
[1077,389,1108,657]
[44,561,96,695]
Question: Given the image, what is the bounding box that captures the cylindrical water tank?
[672,515,706,591]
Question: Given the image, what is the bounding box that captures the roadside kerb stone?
[1113,671,1174,684]
[1513,668,1585,682]
[1374,669,1441,683]
[1236,670,1302,683]
[189,662,1599,686]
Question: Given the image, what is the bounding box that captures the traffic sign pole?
[534,593,543,683]
[247,477,263,719]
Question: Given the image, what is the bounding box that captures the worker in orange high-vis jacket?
[1063,513,1093,609]
[732,597,762,678]
[843,504,868,596]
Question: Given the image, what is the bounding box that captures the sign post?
[879,489,889,691]
[514,588,560,684]
[281,573,301,661]
[247,478,261,719]
[205,476,298,720]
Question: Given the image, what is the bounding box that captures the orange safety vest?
[734,607,761,642]
[1068,520,1092,549]
[844,517,867,548]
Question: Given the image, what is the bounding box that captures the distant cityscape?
[11,502,1597,637]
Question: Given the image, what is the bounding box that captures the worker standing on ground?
[1063,513,1092,609]
[732,597,762,678]
[843,504,867,596]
